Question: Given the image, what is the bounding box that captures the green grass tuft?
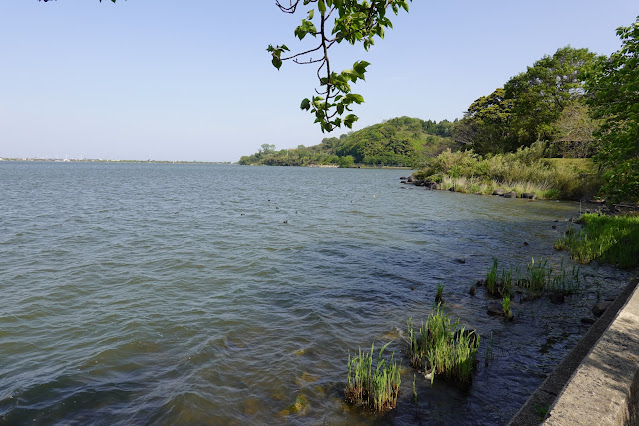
[345,342,401,412]
[407,306,480,386]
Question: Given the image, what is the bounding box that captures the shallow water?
[0,162,631,425]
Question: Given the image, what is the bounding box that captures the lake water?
[0,162,631,425]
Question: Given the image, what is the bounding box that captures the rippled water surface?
[0,162,632,425]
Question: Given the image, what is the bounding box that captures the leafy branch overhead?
[269,0,411,132]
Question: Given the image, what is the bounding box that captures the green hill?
[239,116,459,167]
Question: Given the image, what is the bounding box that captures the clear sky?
[1,1,637,162]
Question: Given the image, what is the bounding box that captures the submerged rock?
[549,293,565,304]
[487,302,504,316]
[592,301,611,317]
[503,191,518,199]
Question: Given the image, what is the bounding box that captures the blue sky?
[1,1,636,161]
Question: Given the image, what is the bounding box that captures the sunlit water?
[0,162,632,425]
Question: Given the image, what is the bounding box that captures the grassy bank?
[555,214,639,269]
[413,143,601,200]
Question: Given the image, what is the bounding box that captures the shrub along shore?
[406,142,601,201]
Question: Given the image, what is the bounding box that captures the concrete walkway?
[510,277,639,425]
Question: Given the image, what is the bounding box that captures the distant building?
[552,128,595,158]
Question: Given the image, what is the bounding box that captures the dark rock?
[592,301,611,317]
[523,241,529,246]
[400,176,407,180]
[431,183,441,190]
[456,258,466,264]
[487,302,504,316]
[401,181,409,184]
[521,192,537,200]
[503,191,518,199]
[469,285,476,296]
[552,225,557,229]
[407,174,417,183]
[492,189,506,196]
[476,279,483,287]
[580,317,596,325]
[449,187,455,192]
[549,293,565,304]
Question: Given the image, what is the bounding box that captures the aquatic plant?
[519,257,580,298]
[502,294,513,319]
[484,331,494,367]
[407,306,480,386]
[526,257,550,296]
[482,257,580,306]
[435,283,444,304]
[500,267,514,296]
[345,342,401,412]
[486,259,499,296]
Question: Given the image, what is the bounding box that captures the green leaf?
[344,114,359,128]
[300,98,311,110]
[318,0,326,14]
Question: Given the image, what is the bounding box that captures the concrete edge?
[508,277,639,425]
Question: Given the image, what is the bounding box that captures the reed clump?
[502,294,513,319]
[520,257,581,298]
[435,283,444,304]
[407,306,480,386]
[345,342,401,412]
[483,259,517,297]
[480,257,580,301]
[555,214,639,269]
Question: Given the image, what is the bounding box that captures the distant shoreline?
[0,158,233,165]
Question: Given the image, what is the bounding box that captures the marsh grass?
[555,214,639,269]
[486,259,499,296]
[484,259,517,297]
[415,143,601,200]
[345,342,401,412]
[502,294,513,319]
[435,283,444,304]
[482,257,580,301]
[407,306,480,386]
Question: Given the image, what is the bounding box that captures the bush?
[415,142,601,200]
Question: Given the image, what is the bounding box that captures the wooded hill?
[238,117,458,167]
